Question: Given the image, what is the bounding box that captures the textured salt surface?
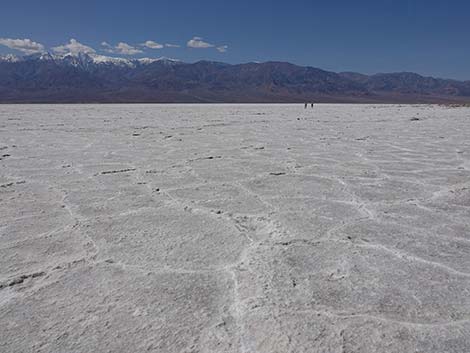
[0,104,469,352]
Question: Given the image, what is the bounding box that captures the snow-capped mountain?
[0,52,180,69]
[0,54,23,63]
[0,52,469,103]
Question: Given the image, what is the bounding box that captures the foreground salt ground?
[0,104,469,353]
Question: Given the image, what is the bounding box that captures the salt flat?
[1,104,470,352]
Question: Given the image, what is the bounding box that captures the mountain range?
[1,52,469,103]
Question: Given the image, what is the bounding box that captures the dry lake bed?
[1,104,470,352]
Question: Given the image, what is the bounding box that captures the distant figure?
[311,103,314,108]
[304,103,308,109]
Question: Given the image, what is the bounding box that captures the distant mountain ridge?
[1,52,469,103]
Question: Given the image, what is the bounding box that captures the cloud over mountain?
[187,37,228,53]
[53,39,95,55]
[102,42,143,55]
[0,36,226,58]
[0,38,45,54]
[142,40,164,49]
[187,37,214,49]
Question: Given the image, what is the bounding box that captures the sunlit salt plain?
[1,104,470,352]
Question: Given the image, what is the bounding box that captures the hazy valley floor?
[1,104,470,352]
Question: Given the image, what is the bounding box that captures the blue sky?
[1,0,469,79]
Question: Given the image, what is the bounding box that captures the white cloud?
[187,37,227,52]
[52,39,95,55]
[165,43,180,48]
[142,40,164,49]
[187,37,214,49]
[0,38,45,54]
[102,42,143,55]
[114,42,143,55]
